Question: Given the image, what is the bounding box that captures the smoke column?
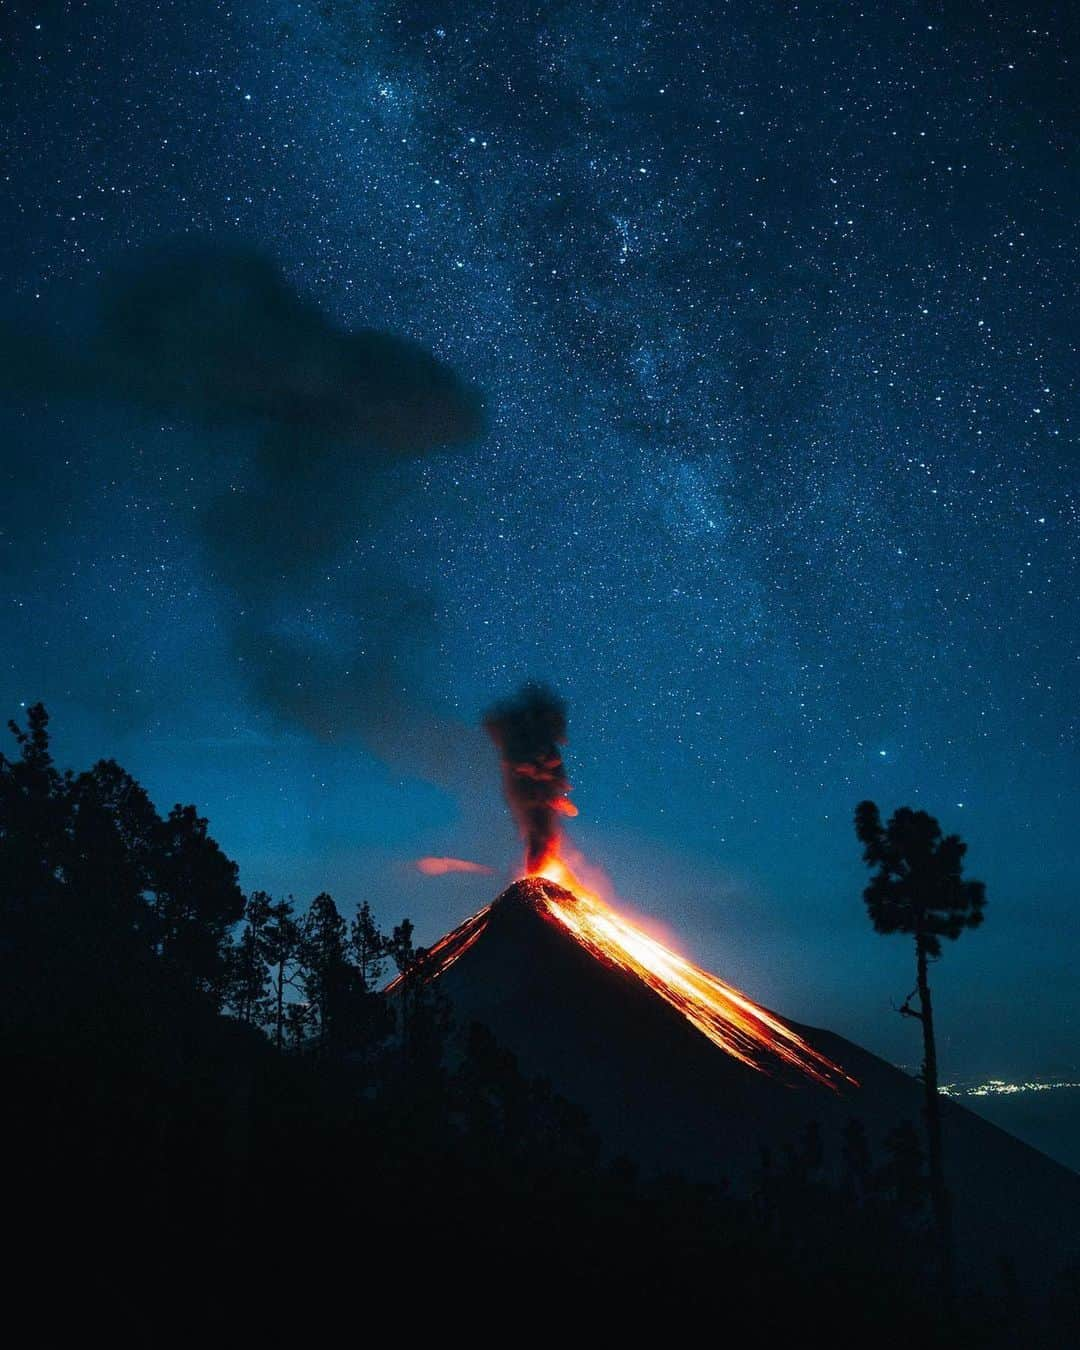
[483,683,576,872]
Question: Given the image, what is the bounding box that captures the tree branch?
[895,986,924,1022]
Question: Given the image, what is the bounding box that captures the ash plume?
[483,683,575,871]
[1,242,485,767]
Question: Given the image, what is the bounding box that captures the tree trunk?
[917,935,954,1305]
[275,959,284,1053]
[400,973,411,1067]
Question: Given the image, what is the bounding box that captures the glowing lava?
[529,850,854,1089]
[385,903,492,993]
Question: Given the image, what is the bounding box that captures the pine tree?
[854,800,986,1302]
[151,802,244,1005]
[388,918,420,1059]
[284,999,312,1051]
[350,899,387,991]
[347,899,391,1053]
[227,891,272,1027]
[300,892,361,1055]
[0,703,67,914]
[258,896,302,1052]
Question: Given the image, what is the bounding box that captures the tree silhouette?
[284,999,312,1051]
[350,899,388,991]
[346,899,392,1053]
[388,917,417,1055]
[228,890,272,1027]
[0,703,67,916]
[854,800,986,1302]
[152,802,244,1006]
[300,892,365,1055]
[259,895,302,1052]
[63,761,159,996]
[387,918,445,1070]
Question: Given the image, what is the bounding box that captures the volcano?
[401,875,1080,1290]
[403,682,1080,1288]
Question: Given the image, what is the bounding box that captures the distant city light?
[941,1077,1080,1099]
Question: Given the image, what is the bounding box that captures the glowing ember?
[415,856,495,876]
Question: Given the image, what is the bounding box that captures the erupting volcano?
[402,683,853,1087]
[407,873,854,1088]
[391,684,1080,1290]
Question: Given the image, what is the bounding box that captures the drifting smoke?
[415,856,494,876]
[1,243,485,765]
[483,683,578,872]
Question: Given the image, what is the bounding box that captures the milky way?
[1,4,1076,1076]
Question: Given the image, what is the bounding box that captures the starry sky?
[1,1,1076,1079]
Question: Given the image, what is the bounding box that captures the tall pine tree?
[854,801,986,1304]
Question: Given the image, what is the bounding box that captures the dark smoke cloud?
[4,245,482,453]
[2,242,485,766]
[95,246,481,452]
[483,683,573,871]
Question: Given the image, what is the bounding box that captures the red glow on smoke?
[415,856,495,876]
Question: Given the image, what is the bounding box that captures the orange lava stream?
[384,904,491,993]
[533,854,855,1091]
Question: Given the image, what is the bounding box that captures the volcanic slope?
[420,879,1080,1289]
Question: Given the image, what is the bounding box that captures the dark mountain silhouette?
[419,877,1080,1291]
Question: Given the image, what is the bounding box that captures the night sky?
[2,2,1076,1079]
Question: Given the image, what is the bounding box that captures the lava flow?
[399,683,854,1090]
[530,851,853,1088]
